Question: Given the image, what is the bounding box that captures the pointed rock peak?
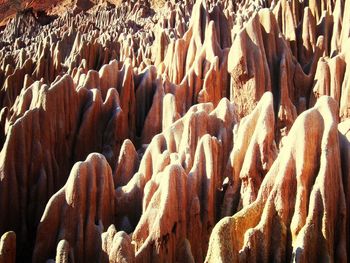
[258,8,279,34]
[33,153,116,262]
[189,0,208,45]
[204,20,221,59]
[115,139,139,187]
[210,97,237,124]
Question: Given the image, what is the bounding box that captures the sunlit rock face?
[0,0,349,262]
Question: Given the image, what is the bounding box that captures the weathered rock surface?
[222,91,277,217]
[119,97,237,262]
[0,73,127,260]
[101,225,135,263]
[33,153,116,262]
[206,96,348,262]
[0,231,16,263]
[0,0,349,262]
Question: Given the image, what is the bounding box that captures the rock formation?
[222,91,277,216]
[0,0,349,262]
[101,225,135,263]
[0,231,16,263]
[33,153,116,262]
[206,96,348,262]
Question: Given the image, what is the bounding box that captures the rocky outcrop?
[222,92,277,217]
[0,0,349,261]
[33,153,116,262]
[133,164,189,262]
[206,96,347,262]
[115,98,237,262]
[101,225,135,263]
[228,7,322,145]
[114,139,139,187]
[0,73,127,259]
[312,50,350,121]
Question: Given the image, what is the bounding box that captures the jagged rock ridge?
[0,0,349,262]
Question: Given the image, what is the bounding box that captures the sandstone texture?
[0,0,349,262]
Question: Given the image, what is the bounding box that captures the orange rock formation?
[0,0,349,262]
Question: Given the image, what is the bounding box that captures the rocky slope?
[0,0,349,262]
